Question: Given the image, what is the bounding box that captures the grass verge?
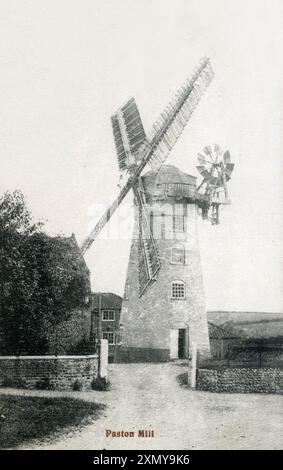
[0,394,105,449]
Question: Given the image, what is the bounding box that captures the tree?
[0,191,90,354]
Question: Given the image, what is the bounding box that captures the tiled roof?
[91,292,122,310]
[208,321,241,339]
[54,233,90,274]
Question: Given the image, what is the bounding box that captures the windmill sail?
[80,180,131,253]
[111,97,147,172]
[146,57,214,173]
[135,185,161,296]
[80,58,214,254]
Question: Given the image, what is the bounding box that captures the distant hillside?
[207,311,283,339]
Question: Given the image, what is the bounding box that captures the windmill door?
[178,329,187,359]
[170,328,188,359]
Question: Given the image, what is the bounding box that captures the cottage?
[208,321,241,360]
[90,293,122,362]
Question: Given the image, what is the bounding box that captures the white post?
[99,339,108,380]
[189,341,197,390]
[170,329,179,359]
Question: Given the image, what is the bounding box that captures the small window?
[171,280,185,299]
[102,332,115,344]
[171,245,185,264]
[124,284,129,300]
[162,213,174,239]
[173,205,187,234]
[174,214,185,232]
[102,310,115,321]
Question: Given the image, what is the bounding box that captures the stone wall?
[0,355,98,391]
[197,367,283,394]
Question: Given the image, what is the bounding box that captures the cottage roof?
[208,321,241,340]
[91,292,122,310]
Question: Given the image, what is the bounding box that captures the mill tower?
[80,58,234,362]
[115,165,210,361]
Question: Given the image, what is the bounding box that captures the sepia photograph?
[0,0,282,456]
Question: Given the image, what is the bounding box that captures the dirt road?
[3,362,282,449]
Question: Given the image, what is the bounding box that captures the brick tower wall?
[115,194,210,363]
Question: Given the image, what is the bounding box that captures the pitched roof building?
[90,292,122,361]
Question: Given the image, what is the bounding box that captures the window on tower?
[173,204,187,234]
[171,280,185,299]
[174,214,185,232]
[171,245,185,264]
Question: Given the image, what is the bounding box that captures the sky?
[0,0,282,312]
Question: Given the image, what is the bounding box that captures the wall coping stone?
[0,355,98,360]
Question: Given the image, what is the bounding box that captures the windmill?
[81,58,214,253]
[81,58,235,362]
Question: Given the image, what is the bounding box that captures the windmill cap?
[142,165,196,187]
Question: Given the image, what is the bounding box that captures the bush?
[176,372,188,386]
[72,379,82,391]
[35,377,51,390]
[16,378,27,389]
[91,376,110,391]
